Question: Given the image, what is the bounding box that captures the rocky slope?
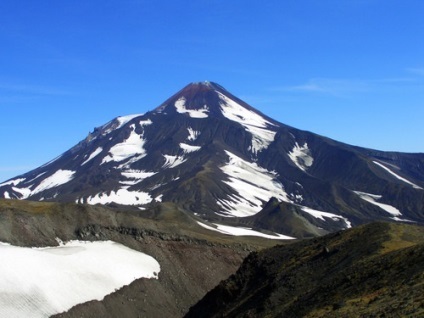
[186,222,424,318]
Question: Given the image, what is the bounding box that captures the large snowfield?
[0,240,160,318]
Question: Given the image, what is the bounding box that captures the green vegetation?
[0,199,58,214]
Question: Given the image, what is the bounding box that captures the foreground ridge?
[186,222,424,317]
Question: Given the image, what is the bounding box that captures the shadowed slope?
[186,222,424,318]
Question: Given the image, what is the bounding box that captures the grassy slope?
[185,222,424,318]
[0,199,284,248]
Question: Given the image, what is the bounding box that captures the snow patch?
[218,92,276,154]
[289,193,304,203]
[116,114,143,129]
[25,172,47,184]
[300,206,352,229]
[218,92,273,128]
[354,191,402,216]
[180,143,201,153]
[217,151,289,217]
[121,170,156,180]
[3,191,10,199]
[197,222,295,240]
[120,170,156,186]
[391,216,416,223]
[116,154,149,170]
[175,97,209,118]
[86,189,153,205]
[139,119,152,126]
[81,147,103,166]
[102,125,147,164]
[187,127,200,141]
[0,240,159,318]
[30,170,75,196]
[247,125,277,154]
[0,178,26,187]
[11,186,32,199]
[373,161,423,189]
[288,142,314,171]
[162,155,186,168]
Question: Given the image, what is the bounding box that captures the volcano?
[1,81,423,238]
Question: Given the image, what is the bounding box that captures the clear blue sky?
[1,0,423,182]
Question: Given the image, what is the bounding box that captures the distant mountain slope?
[1,81,423,238]
[185,222,424,318]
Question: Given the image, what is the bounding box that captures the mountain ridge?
[185,222,424,318]
[1,81,423,238]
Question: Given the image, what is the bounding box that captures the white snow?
[217,151,289,217]
[391,216,416,223]
[116,114,143,129]
[81,147,103,166]
[120,170,156,186]
[175,97,209,118]
[197,222,295,240]
[162,155,186,168]
[101,115,143,136]
[11,186,32,199]
[121,170,156,180]
[0,178,26,187]
[116,153,149,170]
[300,206,352,228]
[288,142,314,171]
[31,170,76,196]
[155,194,163,202]
[373,161,423,190]
[218,92,272,128]
[86,189,153,205]
[25,172,47,184]
[180,143,201,153]
[217,91,276,154]
[187,127,200,141]
[139,119,153,126]
[247,125,277,154]
[354,191,402,216]
[289,193,304,203]
[3,191,10,199]
[102,124,147,164]
[0,240,160,318]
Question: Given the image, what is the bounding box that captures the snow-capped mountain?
[1,81,423,237]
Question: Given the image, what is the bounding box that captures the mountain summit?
[1,82,423,238]
[154,81,270,122]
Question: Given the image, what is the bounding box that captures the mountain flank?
[186,222,424,318]
[1,81,423,239]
